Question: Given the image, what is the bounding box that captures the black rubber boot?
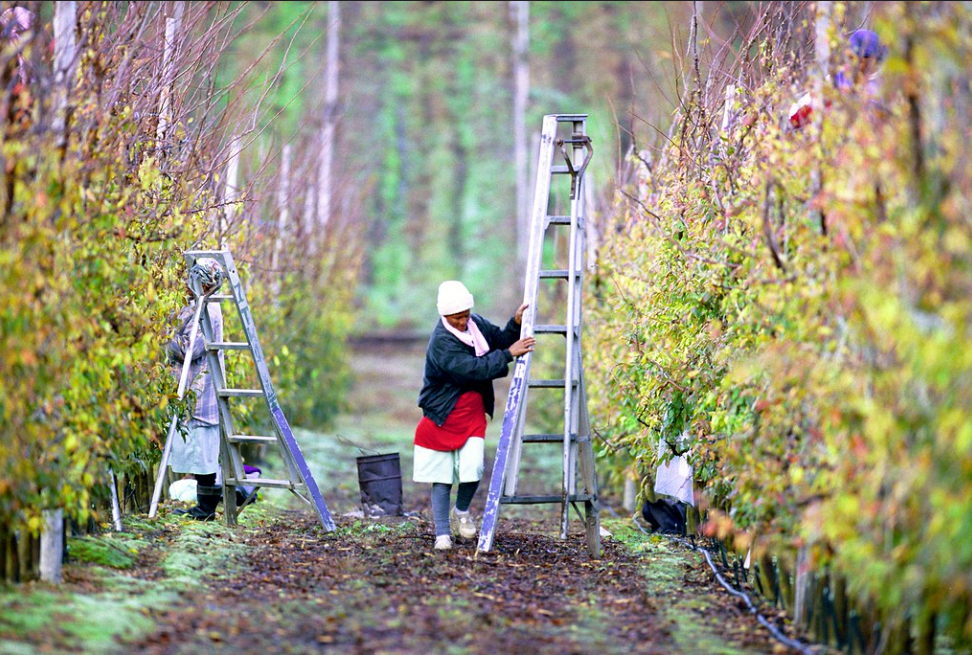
[177,484,222,521]
[236,487,258,510]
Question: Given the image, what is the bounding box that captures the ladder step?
[522,433,571,443]
[534,324,568,336]
[218,388,264,398]
[500,493,595,505]
[522,433,591,444]
[554,114,587,122]
[551,165,571,174]
[207,341,250,351]
[228,435,277,444]
[539,269,572,279]
[547,215,571,225]
[226,478,296,489]
[206,294,234,302]
[527,379,577,389]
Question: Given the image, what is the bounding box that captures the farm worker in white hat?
[414,281,535,550]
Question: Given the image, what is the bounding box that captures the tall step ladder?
[149,250,335,531]
[478,114,599,556]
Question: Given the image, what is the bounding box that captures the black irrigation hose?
[627,517,818,655]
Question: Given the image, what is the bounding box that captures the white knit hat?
[437,280,474,316]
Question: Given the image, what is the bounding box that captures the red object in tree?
[789,92,813,129]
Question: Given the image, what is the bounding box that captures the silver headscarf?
[189,258,225,292]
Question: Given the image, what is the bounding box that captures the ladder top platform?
[550,113,588,121]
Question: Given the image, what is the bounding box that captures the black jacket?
[418,314,521,426]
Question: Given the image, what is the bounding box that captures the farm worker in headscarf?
[789,29,888,129]
[414,281,535,550]
[166,258,225,520]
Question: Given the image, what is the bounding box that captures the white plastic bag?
[654,454,694,507]
[168,478,197,502]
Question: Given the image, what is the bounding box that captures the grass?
[0,511,257,654]
[67,531,152,569]
[603,517,758,655]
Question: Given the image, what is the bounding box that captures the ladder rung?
[534,324,568,336]
[553,114,587,122]
[226,478,295,489]
[218,388,264,398]
[547,215,571,225]
[229,435,277,444]
[207,341,250,351]
[522,433,591,444]
[551,165,571,174]
[539,269,571,279]
[522,433,571,443]
[527,379,577,389]
[500,493,595,505]
[206,294,234,302]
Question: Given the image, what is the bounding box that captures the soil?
[125,512,784,655]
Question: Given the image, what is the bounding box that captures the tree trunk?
[155,2,184,158]
[17,529,34,582]
[510,0,530,279]
[794,545,811,629]
[812,1,832,235]
[318,0,341,233]
[272,144,292,300]
[52,1,78,145]
[221,136,241,248]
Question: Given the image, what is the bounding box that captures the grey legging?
[431,481,480,537]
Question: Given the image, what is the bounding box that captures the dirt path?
[127,343,783,655]
[0,343,791,654]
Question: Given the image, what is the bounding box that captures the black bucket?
[356,453,403,517]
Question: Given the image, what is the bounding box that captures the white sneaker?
[451,507,478,540]
[434,535,452,550]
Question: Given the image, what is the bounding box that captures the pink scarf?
[441,316,490,356]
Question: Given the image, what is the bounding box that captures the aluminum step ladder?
[478,114,599,557]
[149,250,335,531]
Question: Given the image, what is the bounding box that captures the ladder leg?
[219,435,239,527]
[577,372,600,557]
[478,359,529,553]
[149,415,179,518]
[503,400,528,497]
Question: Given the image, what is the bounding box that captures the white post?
[52,1,78,142]
[317,0,340,232]
[622,477,637,513]
[108,469,123,532]
[155,2,184,155]
[39,509,64,583]
[510,0,530,278]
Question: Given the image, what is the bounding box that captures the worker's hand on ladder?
[509,337,536,358]
[514,303,530,325]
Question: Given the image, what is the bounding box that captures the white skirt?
[413,437,485,485]
[170,421,220,475]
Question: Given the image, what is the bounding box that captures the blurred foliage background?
[3,1,972,649]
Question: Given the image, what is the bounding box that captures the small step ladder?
[149,250,335,531]
[478,114,600,556]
